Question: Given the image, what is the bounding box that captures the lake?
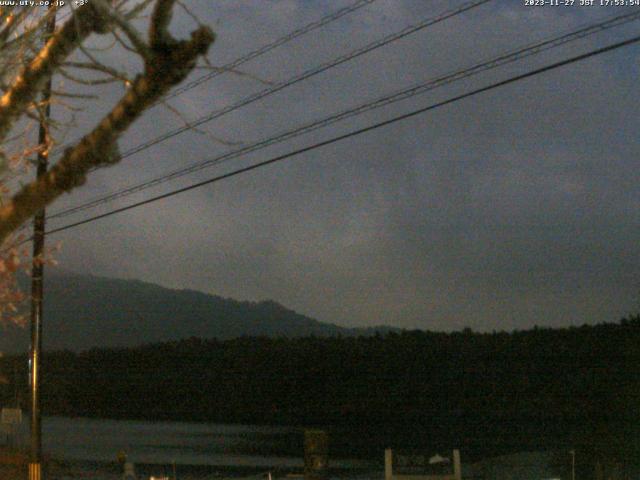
[7,416,380,476]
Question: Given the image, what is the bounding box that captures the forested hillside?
[1,318,638,464]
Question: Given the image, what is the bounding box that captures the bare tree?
[0,0,214,322]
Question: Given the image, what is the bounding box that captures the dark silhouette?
[1,315,638,472]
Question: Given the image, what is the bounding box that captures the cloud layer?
[45,0,640,331]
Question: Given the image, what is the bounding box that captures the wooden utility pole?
[29,6,56,480]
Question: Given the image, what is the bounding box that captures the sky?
[34,0,640,332]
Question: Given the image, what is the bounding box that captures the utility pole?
[29,6,56,480]
[570,449,576,480]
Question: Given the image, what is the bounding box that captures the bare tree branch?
[0,3,214,244]
[63,61,132,84]
[0,3,109,144]
[92,0,153,62]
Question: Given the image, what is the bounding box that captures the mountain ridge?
[1,271,400,353]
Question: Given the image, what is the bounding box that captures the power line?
[164,0,378,102]
[48,0,377,156]
[48,0,492,219]
[48,9,640,221]
[43,33,640,237]
[86,0,493,162]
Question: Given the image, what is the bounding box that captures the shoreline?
[0,454,381,480]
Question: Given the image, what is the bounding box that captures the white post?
[385,449,393,480]
[570,450,575,480]
[452,449,461,480]
[123,461,136,480]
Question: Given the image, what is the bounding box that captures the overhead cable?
[42,33,640,237]
[48,9,640,221]
[84,0,493,163]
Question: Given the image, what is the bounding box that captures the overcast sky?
[40,0,640,332]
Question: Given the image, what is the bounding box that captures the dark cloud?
[47,0,640,331]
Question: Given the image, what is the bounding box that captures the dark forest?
[2,317,638,465]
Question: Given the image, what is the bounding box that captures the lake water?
[7,416,379,476]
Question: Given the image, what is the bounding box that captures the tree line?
[1,317,639,465]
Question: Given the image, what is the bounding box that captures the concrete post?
[452,449,461,480]
[304,430,328,480]
[385,449,393,480]
[123,461,136,479]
